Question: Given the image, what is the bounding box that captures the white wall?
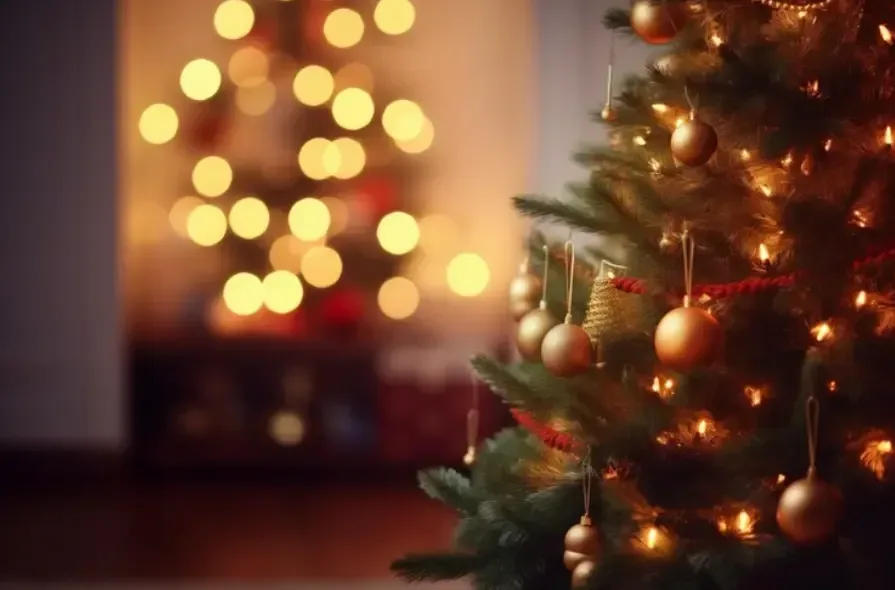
[0,1,123,447]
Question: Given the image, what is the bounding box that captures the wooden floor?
[0,479,460,584]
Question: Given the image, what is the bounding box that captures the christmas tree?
[392,1,895,588]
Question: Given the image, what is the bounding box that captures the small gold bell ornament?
[541,241,593,377]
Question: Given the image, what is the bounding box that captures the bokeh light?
[269,235,307,273]
[301,246,343,288]
[262,270,304,314]
[138,103,178,145]
[228,197,270,239]
[378,276,420,320]
[323,8,364,48]
[288,198,331,241]
[180,58,222,101]
[228,45,269,88]
[192,156,233,197]
[321,197,349,236]
[223,272,264,316]
[377,211,419,255]
[298,137,333,180]
[293,65,334,106]
[331,87,375,130]
[326,137,366,179]
[447,253,490,297]
[269,411,305,446]
[236,80,276,116]
[186,204,228,246]
[169,196,205,238]
[334,62,374,93]
[382,99,424,142]
[214,0,255,40]
[374,0,416,35]
[395,116,435,154]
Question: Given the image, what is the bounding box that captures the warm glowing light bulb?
[269,411,305,446]
[214,0,255,40]
[446,253,490,297]
[879,440,893,453]
[651,103,669,113]
[298,137,334,180]
[739,149,751,161]
[377,211,420,255]
[777,474,786,485]
[395,117,435,154]
[382,99,425,141]
[710,33,723,47]
[885,126,893,146]
[881,24,893,45]
[222,272,264,316]
[824,138,833,152]
[735,511,753,534]
[261,270,304,314]
[180,58,222,101]
[374,0,416,35]
[323,8,364,48]
[301,246,343,288]
[288,198,331,241]
[331,87,375,130]
[192,156,233,198]
[326,137,366,179]
[633,136,647,146]
[745,386,762,407]
[697,420,708,436]
[139,103,178,144]
[759,184,773,197]
[812,322,832,342]
[646,527,658,549]
[186,204,227,246]
[758,243,770,262]
[674,116,686,128]
[856,290,868,309]
[293,65,334,106]
[228,197,270,239]
[378,276,420,320]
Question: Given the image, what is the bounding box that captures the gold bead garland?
[751,0,832,10]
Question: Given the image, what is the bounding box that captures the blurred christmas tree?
[393,1,895,589]
[138,0,429,342]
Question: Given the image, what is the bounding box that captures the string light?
[828,380,838,392]
[751,0,832,11]
[633,136,647,146]
[824,138,833,152]
[759,184,773,197]
[651,377,675,400]
[781,152,794,167]
[739,149,751,161]
[745,386,763,407]
[884,126,893,148]
[860,439,892,479]
[776,474,786,485]
[853,209,870,228]
[758,243,770,263]
[697,419,709,437]
[811,321,832,342]
[855,290,868,309]
[881,24,893,45]
[709,33,724,47]
[717,509,756,537]
[651,103,669,113]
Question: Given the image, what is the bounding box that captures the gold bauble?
[571,560,596,588]
[776,473,842,545]
[670,118,718,167]
[563,521,600,570]
[654,306,723,372]
[517,307,559,361]
[630,0,690,45]
[600,104,616,121]
[542,322,594,377]
[509,273,542,321]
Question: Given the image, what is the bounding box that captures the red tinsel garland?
[609,244,895,297]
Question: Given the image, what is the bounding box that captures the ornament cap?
[682,294,691,308]
[539,300,548,310]
[580,514,592,526]
[806,466,817,480]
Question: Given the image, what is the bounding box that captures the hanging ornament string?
[609,242,895,298]
[540,245,551,305]
[601,33,617,120]
[581,448,593,523]
[463,377,481,465]
[681,229,696,307]
[805,395,820,478]
[564,241,576,323]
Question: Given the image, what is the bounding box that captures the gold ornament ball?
[542,323,594,377]
[517,307,559,361]
[776,474,842,545]
[563,522,600,570]
[630,0,690,45]
[462,449,476,466]
[600,104,616,122]
[671,118,718,167]
[571,560,596,588]
[509,273,543,321]
[654,306,723,372]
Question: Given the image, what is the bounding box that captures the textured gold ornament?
[509,271,542,321]
[517,306,559,361]
[542,323,594,377]
[671,115,718,167]
[582,277,640,342]
[751,0,832,10]
[600,104,616,121]
[631,1,690,45]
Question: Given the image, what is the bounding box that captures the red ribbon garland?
[608,244,895,297]
[510,408,581,452]
[513,245,895,451]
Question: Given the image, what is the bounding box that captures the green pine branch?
[418,468,478,515]
[391,552,485,582]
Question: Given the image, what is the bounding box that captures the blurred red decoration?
[320,288,366,328]
[304,0,330,45]
[246,18,277,50]
[357,175,398,217]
